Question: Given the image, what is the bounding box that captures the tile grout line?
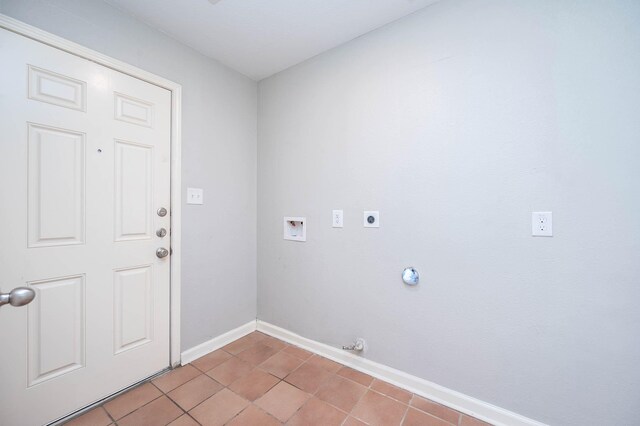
[185,411,203,426]
[157,364,223,425]
[102,405,117,425]
[288,352,370,424]
[399,403,410,426]
[180,337,290,424]
[338,373,372,425]
[106,385,165,424]
[258,338,404,425]
[286,345,458,426]
[158,381,195,423]
[115,371,198,425]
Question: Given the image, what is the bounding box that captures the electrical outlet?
[332,210,343,228]
[532,212,552,237]
[187,188,204,205]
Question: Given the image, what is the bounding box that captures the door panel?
[114,139,153,241]
[28,275,86,387]
[114,265,153,354]
[28,123,86,247]
[0,27,172,426]
[28,65,87,111]
[114,92,154,127]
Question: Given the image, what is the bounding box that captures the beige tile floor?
[64,332,491,426]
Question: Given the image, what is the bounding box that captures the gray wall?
[0,0,258,350]
[4,0,640,424]
[257,1,640,425]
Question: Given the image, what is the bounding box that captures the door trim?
[0,14,183,366]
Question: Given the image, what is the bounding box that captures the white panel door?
[0,28,172,426]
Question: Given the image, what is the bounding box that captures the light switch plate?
[364,211,380,228]
[532,212,552,236]
[332,210,343,228]
[187,187,204,205]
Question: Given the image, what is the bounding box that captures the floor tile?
[351,390,408,426]
[237,342,281,365]
[286,397,347,426]
[77,334,488,426]
[284,361,333,394]
[403,407,454,426]
[343,417,368,426]
[226,404,282,426]
[206,356,254,386]
[337,367,374,387]
[103,382,162,420]
[260,335,289,351]
[189,388,249,426]
[228,369,280,401]
[191,349,232,372]
[65,407,112,426]
[371,379,413,403]
[460,414,493,426]
[153,365,201,393]
[248,331,270,342]
[168,414,200,426]
[255,381,310,422]
[306,355,342,373]
[259,351,305,379]
[117,395,182,426]
[282,345,313,360]
[167,374,223,411]
[315,375,367,413]
[410,395,460,424]
[223,333,265,355]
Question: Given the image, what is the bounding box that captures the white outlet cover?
[364,211,380,228]
[187,187,204,205]
[332,210,344,228]
[532,212,552,236]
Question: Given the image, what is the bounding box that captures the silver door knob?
[156,228,167,238]
[156,247,169,258]
[0,287,36,308]
[157,207,168,217]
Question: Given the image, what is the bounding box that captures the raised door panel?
[114,266,153,354]
[114,93,153,128]
[114,140,153,241]
[28,65,86,111]
[27,275,85,387]
[28,123,85,247]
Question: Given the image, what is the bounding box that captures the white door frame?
[0,14,183,367]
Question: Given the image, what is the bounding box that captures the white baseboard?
[257,320,546,426]
[181,320,257,365]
